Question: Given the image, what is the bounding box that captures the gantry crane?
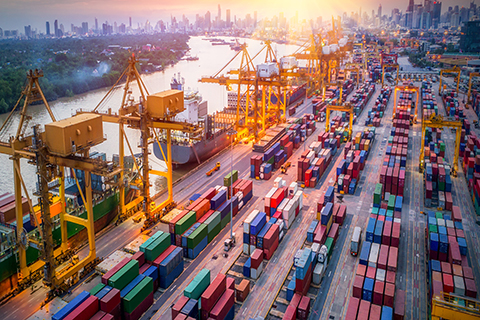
[393,85,420,123]
[419,114,462,176]
[200,42,291,141]
[78,56,199,229]
[345,62,364,87]
[431,292,480,320]
[325,103,354,141]
[0,69,120,296]
[382,64,400,86]
[291,34,325,94]
[439,66,461,95]
[467,72,480,109]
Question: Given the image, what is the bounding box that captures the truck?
[206,162,221,177]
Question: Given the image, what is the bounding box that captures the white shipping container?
[311,158,318,167]
[288,182,298,198]
[279,230,285,241]
[393,218,401,224]
[265,188,277,208]
[249,245,256,254]
[313,263,326,285]
[311,243,320,253]
[276,219,285,232]
[251,261,264,279]
[368,243,380,268]
[274,177,282,188]
[244,209,259,233]
[376,268,386,282]
[96,250,133,274]
[446,220,454,228]
[437,218,445,227]
[280,56,297,69]
[257,62,279,78]
[277,198,290,213]
[124,234,150,254]
[453,275,465,296]
[307,151,315,162]
[295,190,304,210]
[243,243,250,255]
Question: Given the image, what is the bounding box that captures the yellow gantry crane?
[0,69,120,295]
[200,41,291,141]
[78,56,199,229]
[467,72,480,109]
[393,85,420,123]
[419,114,462,176]
[345,62,364,88]
[325,103,354,141]
[291,34,325,94]
[439,66,461,95]
[431,291,480,319]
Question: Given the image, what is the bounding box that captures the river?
[0,36,300,196]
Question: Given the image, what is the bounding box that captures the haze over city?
[0,0,476,31]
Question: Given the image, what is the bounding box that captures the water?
[0,36,300,196]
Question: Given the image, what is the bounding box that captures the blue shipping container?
[243,258,251,278]
[359,241,372,266]
[121,274,146,298]
[257,222,273,249]
[381,306,393,320]
[187,236,208,259]
[159,247,183,277]
[211,189,227,211]
[181,299,199,319]
[95,285,112,300]
[159,258,184,289]
[143,265,159,281]
[366,218,376,242]
[52,291,90,320]
[362,277,374,302]
[374,220,384,244]
[250,211,267,235]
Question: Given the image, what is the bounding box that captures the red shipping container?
[100,288,120,314]
[336,205,346,225]
[465,278,478,298]
[328,223,339,243]
[295,264,312,296]
[452,206,462,221]
[386,271,396,284]
[102,258,130,284]
[378,245,389,270]
[193,199,211,221]
[394,289,405,320]
[198,210,215,224]
[391,223,400,247]
[290,292,302,309]
[345,297,360,320]
[282,305,296,320]
[271,189,285,208]
[264,224,280,250]
[313,225,327,245]
[332,204,340,221]
[384,282,395,307]
[463,266,474,279]
[356,264,366,277]
[264,236,279,260]
[187,197,203,211]
[441,262,452,274]
[64,296,99,320]
[388,247,398,272]
[456,229,465,238]
[373,280,385,305]
[89,310,106,320]
[357,299,371,320]
[172,296,189,320]
[210,289,234,320]
[239,180,253,197]
[369,304,382,320]
[443,274,454,293]
[449,241,462,265]
[124,292,153,320]
[153,245,176,267]
[201,187,217,200]
[297,296,311,320]
[201,273,227,319]
[251,249,264,270]
[169,210,189,233]
[382,221,392,246]
[353,275,364,298]
[317,194,325,213]
[131,251,145,267]
[226,277,235,291]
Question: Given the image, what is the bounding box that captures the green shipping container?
[371,207,379,215]
[176,211,196,235]
[386,210,394,218]
[122,276,154,314]
[374,184,383,204]
[439,182,445,191]
[184,268,210,300]
[266,157,274,165]
[224,170,239,187]
[221,214,231,229]
[145,232,170,262]
[90,283,106,296]
[204,211,221,233]
[387,195,395,211]
[208,223,221,243]
[188,224,208,249]
[140,231,164,252]
[429,224,438,233]
[108,260,139,290]
[325,237,334,258]
[435,212,443,219]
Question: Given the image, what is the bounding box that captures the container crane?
[393,85,420,123]
[325,103,354,141]
[77,56,199,230]
[431,292,480,319]
[419,114,462,177]
[0,70,120,297]
[439,66,461,95]
[467,72,480,109]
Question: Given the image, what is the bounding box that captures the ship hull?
[153,130,231,165]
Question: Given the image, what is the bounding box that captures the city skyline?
[0,0,476,31]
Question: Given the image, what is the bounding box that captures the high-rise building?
[432,2,441,28]
[82,22,88,34]
[460,20,480,51]
[254,11,257,27]
[406,0,415,27]
[460,7,469,23]
[378,4,382,17]
[129,17,132,28]
[205,11,211,29]
[226,9,231,27]
[54,19,59,37]
[46,21,50,35]
[95,18,98,32]
[218,4,221,20]
[24,25,31,38]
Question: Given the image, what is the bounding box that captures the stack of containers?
[422,129,453,210]
[348,81,376,116]
[426,208,477,304]
[244,248,265,279]
[421,81,438,119]
[442,89,465,119]
[365,86,391,127]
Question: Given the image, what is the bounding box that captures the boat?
[153,74,233,165]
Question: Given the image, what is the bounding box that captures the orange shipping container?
[192,198,210,221]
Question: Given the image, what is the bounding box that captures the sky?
[0,0,475,32]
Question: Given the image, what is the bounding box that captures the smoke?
[92,61,111,77]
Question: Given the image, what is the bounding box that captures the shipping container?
[108,260,139,291]
[184,268,210,300]
[53,291,91,320]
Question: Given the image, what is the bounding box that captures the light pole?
[227,128,237,242]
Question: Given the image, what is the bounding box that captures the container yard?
[1,32,480,320]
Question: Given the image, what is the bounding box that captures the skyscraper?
[54,19,58,37]
[378,4,382,17]
[226,9,231,27]
[432,2,442,28]
[46,21,50,35]
[95,18,98,32]
[254,11,257,27]
[82,22,88,34]
[129,17,132,28]
[24,25,31,38]
[406,0,415,28]
[218,4,221,20]
[205,11,211,29]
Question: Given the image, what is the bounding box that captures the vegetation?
[0,33,189,114]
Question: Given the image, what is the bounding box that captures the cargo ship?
[153,77,307,165]
[0,152,134,300]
